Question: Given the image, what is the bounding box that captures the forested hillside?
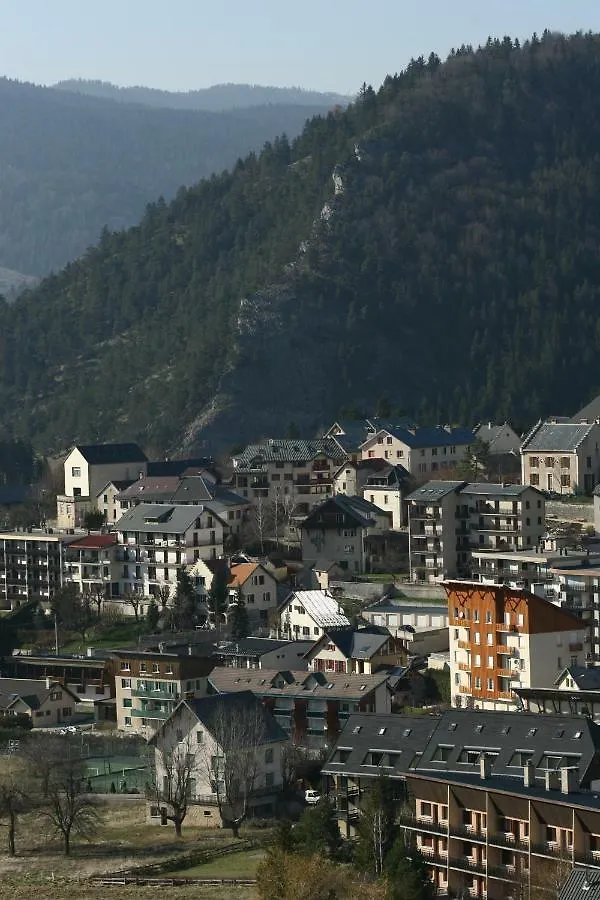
[54,79,350,111]
[0,78,328,274]
[3,32,600,454]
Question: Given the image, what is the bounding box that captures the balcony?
[458,640,471,650]
[530,842,570,859]
[458,662,471,672]
[131,687,179,701]
[399,814,448,835]
[459,685,472,694]
[569,643,584,652]
[487,865,519,883]
[450,825,487,843]
[131,707,170,719]
[450,856,487,875]
[419,848,449,867]
[574,852,600,869]
[488,833,529,851]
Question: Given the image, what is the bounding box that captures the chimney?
[523,761,535,787]
[45,676,51,690]
[545,770,560,792]
[479,754,491,780]
[560,767,578,795]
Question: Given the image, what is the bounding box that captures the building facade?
[278,589,351,640]
[301,494,391,575]
[360,425,475,478]
[447,581,587,711]
[0,529,70,610]
[521,420,600,495]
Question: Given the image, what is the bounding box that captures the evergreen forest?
[2,32,600,454]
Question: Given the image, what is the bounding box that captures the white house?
[149,691,288,827]
[278,589,350,640]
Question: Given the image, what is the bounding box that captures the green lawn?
[168,848,264,879]
[59,619,145,652]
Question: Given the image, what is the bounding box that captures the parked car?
[304,789,321,805]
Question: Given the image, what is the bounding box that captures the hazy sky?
[2,0,600,95]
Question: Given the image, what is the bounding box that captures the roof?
[228,562,260,588]
[405,481,465,502]
[557,666,600,691]
[283,590,350,628]
[67,534,117,549]
[185,691,287,744]
[96,479,135,497]
[307,627,390,661]
[208,666,390,701]
[363,599,448,618]
[0,677,80,710]
[460,482,539,497]
[115,503,225,534]
[117,474,248,509]
[302,494,387,529]
[324,420,375,453]
[521,421,597,453]
[558,868,600,900]
[146,458,214,477]
[74,443,147,465]
[233,438,345,468]
[362,425,475,451]
[217,638,313,658]
[363,463,412,487]
[321,712,439,778]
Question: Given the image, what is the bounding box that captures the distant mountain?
[3,33,600,456]
[0,267,38,302]
[53,79,352,111]
[0,77,331,275]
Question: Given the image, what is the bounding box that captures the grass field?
[168,848,265,878]
[0,798,264,899]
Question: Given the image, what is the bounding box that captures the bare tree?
[0,766,32,856]
[150,734,195,837]
[91,584,106,621]
[21,732,70,798]
[122,588,143,622]
[43,755,102,855]
[199,698,268,837]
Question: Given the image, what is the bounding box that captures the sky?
[2,0,600,95]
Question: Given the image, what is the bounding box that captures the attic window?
[448,723,457,732]
[475,724,484,734]
[326,683,334,689]
[574,731,583,739]
[501,726,511,735]
[554,728,565,739]
[353,726,362,735]
[403,728,412,738]
[527,728,537,738]
[378,727,386,736]
[360,684,367,691]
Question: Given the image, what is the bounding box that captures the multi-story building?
[323,708,600,899]
[114,649,214,736]
[115,503,227,599]
[64,533,121,601]
[278,589,350,640]
[0,529,71,610]
[231,438,346,518]
[208,666,391,747]
[57,443,148,528]
[447,580,587,710]
[407,482,545,583]
[360,424,475,478]
[474,421,522,455]
[516,663,600,721]
[361,464,411,529]
[322,419,377,462]
[521,419,600,494]
[95,479,134,525]
[301,494,391,575]
[149,691,287,827]
[216,637,314,671]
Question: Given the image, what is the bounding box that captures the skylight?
[353,726,361,735]
[378,727,386,736]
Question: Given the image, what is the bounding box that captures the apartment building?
[115,503,226,599]
[208,666,391,747]
[323,709,600,899]
[360,424,475,478]
[64,533,121,601]
[231,439,346,518]
[57,443,148,528]
[407,482,545,584]
[521,420,600,495]
[0,529,70,610]
[362,464,411,529]
[114,649,214,736]
[301,494,391,575]
[447,581,587,710]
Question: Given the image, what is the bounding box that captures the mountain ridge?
[2,32,600,454]
[53,79,352,111]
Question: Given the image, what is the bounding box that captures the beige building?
[64,533,121,602]
[57,443,148,528]
[521,419,600,494]
[407,481,545,583]
[0,677,81,727]
[95,479,134,525]
[231,438,346,520]
[447,581,587,711]
[149,692,287,827]
[360,424,474,478]
[301,494,391,575]
[114,649,214,736]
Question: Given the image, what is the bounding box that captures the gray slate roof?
[557,666,600,691]
[76,443,147,465]
[363,425,475,450]
[521,421,596,453]
[405,481,465,502]
[185,691,288,745]
[303,494,387,529]
[116,503,223,533]
[558,867,600,900]
[233,438,345,468]
[461,482,539,497]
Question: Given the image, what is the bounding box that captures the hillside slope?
[3,32,600,454]
[54,80,351,111]
[0,78,329,275]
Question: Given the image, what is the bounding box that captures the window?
[265,772,275,788]
[487,634,493,646]
[140,663,147,673]
[176,729,183,742]
[473,610,479,623]
[197,731,204,744]
[302,627,310,636]
[561,457,570,468]
[545,457,555,467]
[486,611,492,624]
[531,474,540,485]
[397,450,404,458]
[588,457,593,469]
[432,745,452,762]
[475,676,481,689]
[121,678,131,688]
[487,678,494,691]
[71,466,81,477]
[530,457,539,468]
[152,664,160,674]
[120,662,131,672]
[561,474,570,487]
[419,801,433,818]
[50,691,62,701]
[474,654,481,667]
[122,698,132,708]
[487,656,494,668]
[124,716,131,727]
[508,750,533,766]
[474,632,480,645]
[265,748,274,764]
